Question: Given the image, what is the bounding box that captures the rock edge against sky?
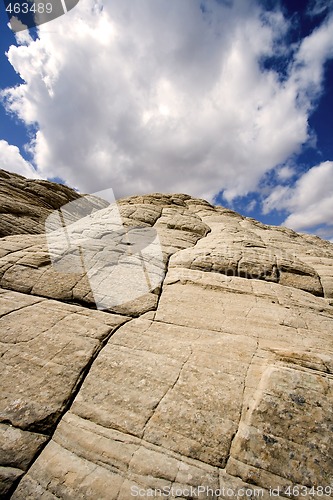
[0,169,332,498]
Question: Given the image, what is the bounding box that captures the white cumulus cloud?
[263,161,333,240]
[1,0,333,204]
[0,140,41,179]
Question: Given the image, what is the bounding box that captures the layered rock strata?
[0,170,332,498]
[0,169,106,237]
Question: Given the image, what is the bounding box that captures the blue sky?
[0,0,332,240]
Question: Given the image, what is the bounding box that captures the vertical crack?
[224,340,259,469]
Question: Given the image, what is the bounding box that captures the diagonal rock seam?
[141,345,194,439]
[3,315,130,498]
[224,339,260,470]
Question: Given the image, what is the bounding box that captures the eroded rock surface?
[0,170,106,238]
[0,170,79,238]
[0,288,129,496]
[0,171,332,498]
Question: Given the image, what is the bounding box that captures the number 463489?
[6,2,53,14]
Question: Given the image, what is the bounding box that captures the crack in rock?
[0,182,332,498]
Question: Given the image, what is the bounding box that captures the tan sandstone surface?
[0,170,332,499]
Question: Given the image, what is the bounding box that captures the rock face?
[0,170,106,238]
[0,170,332,498]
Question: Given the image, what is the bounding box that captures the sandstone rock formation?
[0,169,106,238]
[0,170,332,498]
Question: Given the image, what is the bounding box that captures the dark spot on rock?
[290,393,306,405]
[263,434,278,445]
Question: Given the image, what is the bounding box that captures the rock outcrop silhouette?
[0,169,332,498]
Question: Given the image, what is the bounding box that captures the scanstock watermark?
[130,485,265,497]
[3,0,79,32]
[45,188,164,310]
[131,484,333,497]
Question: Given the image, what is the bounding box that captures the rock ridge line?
[0,170,332,498]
